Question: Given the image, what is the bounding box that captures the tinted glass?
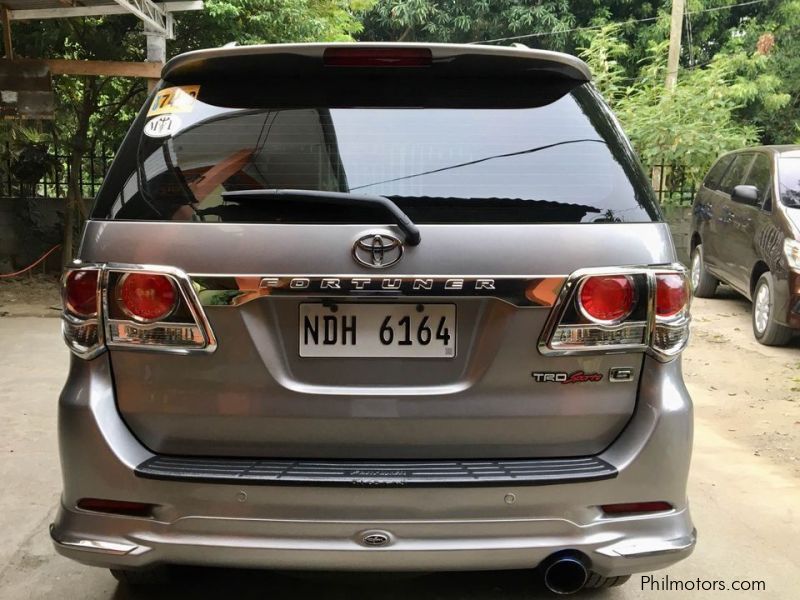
[743,154,771,207]
[778,157,800,207]
[92,82,658,224]
[719,154,754,195]
[704,155,733,190]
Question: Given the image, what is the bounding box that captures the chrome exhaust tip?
[541,552,589,595]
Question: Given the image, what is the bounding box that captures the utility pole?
[665,0,685,91]
[144,25,166,92]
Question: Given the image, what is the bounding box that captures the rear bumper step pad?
[135,455,617,487]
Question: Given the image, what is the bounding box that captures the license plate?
[299,303,456,358]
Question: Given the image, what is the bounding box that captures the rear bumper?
[52,354,695,576]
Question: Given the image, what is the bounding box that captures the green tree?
[2,0,369,263]
[360,0,574,44]
[581,25,789,198]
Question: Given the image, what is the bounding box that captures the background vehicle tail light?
[541,266,690,361]
[578,275,635,323]
[117,273,177,323]
[61,267,103,358]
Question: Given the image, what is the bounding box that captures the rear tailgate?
[82,44,669,459]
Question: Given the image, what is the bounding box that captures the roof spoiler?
[162,42,592,83]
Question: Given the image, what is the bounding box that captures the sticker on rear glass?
[144,115,182,138]
[147,85,200,116]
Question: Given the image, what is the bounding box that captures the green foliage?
[173,0,370,51]
[360,0,574,44]
[580,25,789,194]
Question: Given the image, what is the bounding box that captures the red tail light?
[601,501,673,515]
[117,273,177,323]
[64,269,99,317]
[656,273,689,317]
[323,47,432,67]
[578,275,635,323]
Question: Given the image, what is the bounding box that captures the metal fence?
[0,143,114,201]
[650,163,697,206]
[2,150,698,209]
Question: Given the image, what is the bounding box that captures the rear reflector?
[64,269,99,318]
[601,501,673,515]
[117,273,177,323]
[323,47,432,67]
[77,498,155,518]
[578,275,635,323]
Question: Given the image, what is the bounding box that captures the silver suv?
[51,43,695,594]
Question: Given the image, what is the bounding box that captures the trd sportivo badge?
[532,371,603,384]
[353,234,403,269]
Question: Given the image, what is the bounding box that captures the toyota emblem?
[353,234,404,269]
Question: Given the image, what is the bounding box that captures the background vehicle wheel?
[584,572,631,589]
[110,566,171,586]
[752,272,793,346]
[690,245,718,298]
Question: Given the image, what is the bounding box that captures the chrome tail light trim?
[61,262,217,358]
[539,264,690,362]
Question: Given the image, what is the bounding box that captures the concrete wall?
[0,197,63,273]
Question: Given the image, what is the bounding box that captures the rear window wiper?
[221,189,421,246]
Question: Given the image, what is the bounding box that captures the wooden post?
[1,5,13,60]
[665,0,685,91]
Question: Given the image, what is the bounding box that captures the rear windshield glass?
[92,81,658,224]
[779,157,800,207]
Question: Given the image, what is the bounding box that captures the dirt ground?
[0,274,62,318]
[684,286,800,478]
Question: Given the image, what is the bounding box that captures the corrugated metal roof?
[3,1,170,9]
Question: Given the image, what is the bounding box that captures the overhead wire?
[469,0,770,45]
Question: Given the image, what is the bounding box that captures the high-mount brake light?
[117,272,177,323]
[540,266,691,361]
[655,273,689,318]
[64,269,99,318]
[323,47,432,67]
[578,275,635,323]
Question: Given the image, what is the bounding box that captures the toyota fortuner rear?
[51,43,695,594]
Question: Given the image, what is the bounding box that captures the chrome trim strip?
[189,274,567,308]
[50,525,145,556]
[595,529,697,559]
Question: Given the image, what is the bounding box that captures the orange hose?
[0,244,61,279]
